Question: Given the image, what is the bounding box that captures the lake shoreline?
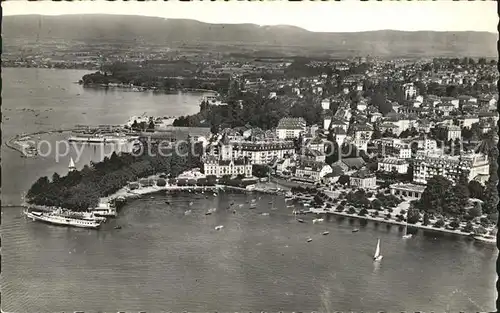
[22,175,495,244]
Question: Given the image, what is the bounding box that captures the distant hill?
[2,14,497,57]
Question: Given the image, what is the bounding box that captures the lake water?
[1,68,498,313]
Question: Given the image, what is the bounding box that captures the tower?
[68,157,76,172]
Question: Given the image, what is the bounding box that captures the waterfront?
[3,192,497,312]
[1,68,497,312]
[1,68,212,205]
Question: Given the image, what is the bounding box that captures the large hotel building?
[413,151,489,184]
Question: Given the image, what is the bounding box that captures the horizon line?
[4,14,497,35]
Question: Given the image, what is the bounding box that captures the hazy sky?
[4,0,498,33]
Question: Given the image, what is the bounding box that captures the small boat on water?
[312,218,324,224]
[373,238,383,261]
[205,208,216,215]
[213,193,217,196]
[189,201,193,206]
[215,225,224,231]
[297,219,305,223]
[184,210,192,215]
[307,238,313,242]
[322,231,330,236]
[114,225,122,229]
[165,201,170,205]
[261,212,270,216]
[249,203,257,209]
[352,228,359,233]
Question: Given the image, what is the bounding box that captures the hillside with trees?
[26,141,201,211]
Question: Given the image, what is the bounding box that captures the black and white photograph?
[1,1,498,312]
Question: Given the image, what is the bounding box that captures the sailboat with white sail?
[373,238,383,261]
[402,221,412,239]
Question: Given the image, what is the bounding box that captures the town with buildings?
[18,54,499,244]
[4,3,498,311]
[94,56,498,242]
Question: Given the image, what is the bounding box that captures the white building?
[378,158,409,174]
[331,127,347,147]
[459,116,480,128]
[447,125,462,141]
[403,83,417,99]
[374,138,411,159]
[216,136,295,165]
[293,160,332,183]
[413,152,489,184]
[321,99,330,110]
[417,138,438,153]
[350,169,377,189]
[276,117,306,140]
[203,156,252,178]
[351,124,373,152]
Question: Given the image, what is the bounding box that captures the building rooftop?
[379,158,409,165]
[341,157,366,169]
[389,183,426,193]
[351,168,375,179]
[277,117,306,130]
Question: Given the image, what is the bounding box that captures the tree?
[348,207,356,214]
[371,127,382,140]
[156,178,167,187]
[463,222,474,233]
[469,202,482,218]
[479,217,490,228]
[417,175,452,214]
[423,212,431,226]
[468,180,484,199]
[434,219,445,228]
[336,204,345,212]
[443,174,469,215]
[487,212,498,223]
[52,172,61,183]
[252,164,270,178]
[358,208,368,216]
[338,175,350,186]
[449,220,460,229]
[407,208,421,224]
[371,198,383,210]
[325,132,340,164]
[482,179,499,214]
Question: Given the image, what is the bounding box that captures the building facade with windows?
[293,159,332,183]
[378,158,409,174]
[203,156,252,178]
[349,169,377,189]
[276,117,306,139]
[216,138,295,165]
[413,152,489,184]
[374,138,412,159]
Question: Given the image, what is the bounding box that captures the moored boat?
[473,235,496,244]
[24,210,102,229]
